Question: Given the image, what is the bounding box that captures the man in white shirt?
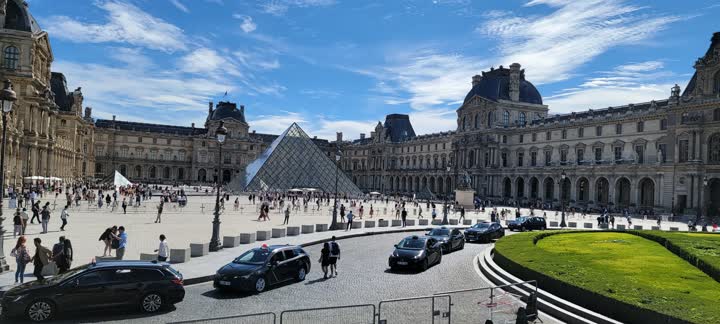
[155,234,169,262]
[60,205,70,231]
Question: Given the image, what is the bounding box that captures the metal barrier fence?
[280,304,375,324]
[167,312,276,324]
[435,281,538,324]
[378,295,451,324]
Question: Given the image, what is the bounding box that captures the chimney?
[240,105,245,114]
[208,101,213,114]
[191,123,195,128]
[336,132,343,143]
[471,75,482,87]
[112,115,116,121]
[360,133,366,140]
[509,63,521,102]
[313,136,317,140]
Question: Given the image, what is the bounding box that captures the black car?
[389,235,442,271]
[507,216,547,231]
[0,261,184,322]
[425,227,465,252]
[214,244,311,293]
[464,222,505,242]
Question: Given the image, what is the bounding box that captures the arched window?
[3,46,19,69]
[487,111,494,128]
[462,116,466,130]
[709,133,720,163]
[519,112,526,126]
[474,113,479,129]
[502,110,510,127]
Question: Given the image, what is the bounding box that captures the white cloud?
[476,0,681,84]
[260,0,336,16]
[179,48,240,76]
[233,14,257,33]
[169,0,189,13]
[233,50,281,70]
[44,1,187,52]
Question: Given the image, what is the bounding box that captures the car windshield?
[473,223,491,229]
[515,217,527,222]
[50,264,90,284]
[233,249,271,265]
[427,228,449,236]
[397,238,426,250]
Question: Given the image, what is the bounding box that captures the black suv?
[0,261,185,322]
[214,244,311,293]
[507,216,547,231]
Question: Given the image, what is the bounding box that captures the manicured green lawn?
[496,232,720,324]
[647,231,720,271]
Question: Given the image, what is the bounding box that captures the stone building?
[338,32,720,216]
[0,0,96,188]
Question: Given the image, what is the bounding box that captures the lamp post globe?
[210,121,228,252]
[560,171,567,228]
[0,80,17,272]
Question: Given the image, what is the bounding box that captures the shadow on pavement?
[8,305,177,323]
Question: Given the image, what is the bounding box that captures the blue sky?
[27,0,720,139]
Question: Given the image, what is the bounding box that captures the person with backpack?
[31,238,52,281]
[11,236,31,284]
[60,204,70,231]
[328,236,340,277]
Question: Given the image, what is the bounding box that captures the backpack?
[330,242,340,256]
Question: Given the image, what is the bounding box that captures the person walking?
[155,234,169,262]
[401,208,407,227]
[283,207,291,225]
[60,205,70,231]
[40,204,51,234]
[20,208,29,235]
[30,201,40,224]
[10,236,31,284]
[319,242,331,279]
[459,206,466,222]
[340,205,346,227]
[113,226,128,260]
[155,202,164,223]
[32,238,52,281]
[328,236,340,276]
[121,198,128,214]
[657,216,662,228]
[99,227,114,257]
[52,236,66,273]
[418,206,423,219]
[431,208,437,221]
[609,215,615,229]
[346,210,354,231]
[57,239,73,274]
[12,209,23,238]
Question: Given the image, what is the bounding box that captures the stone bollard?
[391,219,402,227]
[140,253,158,261]
[419,219,429,226]
[406,219,416,226]
[352,221,362,229]
[568,222,577,228]
[272,228,287,238]
[256,230,272,241]
[651,226,660,231]
[315,224,329,232]
[449,219,458,225]
[599,223,609,229]
[190,243,210,257]
[223,236,241,248]
[431,219,442,225]
[633,225,644,230]
[365,220,376,228]
[616,224,626,230]
[170,248,191,263]
[240,232,257,244]
[287,226,300,236]
[583,223,593,229]
[302,225,315,234]
[670,227,679,231]
[379,220,389,227]
[549,221,559,227]
[463,219,472,225]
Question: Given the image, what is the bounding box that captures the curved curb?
[184,226,467,286]
[477,247,622,324]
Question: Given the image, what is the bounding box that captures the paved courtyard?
[0,188,700,287]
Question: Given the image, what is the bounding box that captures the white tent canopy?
[114,171,132,188]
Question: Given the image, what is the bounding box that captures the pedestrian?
[155,234,169,262]
[418,206,423,219]
[10,236,31,284]
[122,198,128,214]
[657,216,662,227]
[359,205,364,220]
[99,227,114,257]
[609,215,615,229]
[328,236,340,276]
[40,204,51,234]
[52,236,66,272]
[60,204,69,231]
[431,208,437,221]
[627,215,632,227]
[234,198,240,211]
[401,208,407,227]
[283,207,290,225]
[113,226,128,260]
[155,202,164,223]
[13,208,23,238]
[459,206,466,222]
[346,210,354,231]
[319,242,331,279]
[20,208,29,235]
[30,201,40,224]
[58,239,73,274]
[32,238,52,281]
[340,205,346,226]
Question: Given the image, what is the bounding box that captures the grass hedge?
[495,231,720,324]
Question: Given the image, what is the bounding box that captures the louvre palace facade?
[337,32,720,216]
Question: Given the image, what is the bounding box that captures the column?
[570,177,577,202]
[656,174,663,207]
[629,176,638,206]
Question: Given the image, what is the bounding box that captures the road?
[39,231,498,323]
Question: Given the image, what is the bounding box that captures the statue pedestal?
[454,189,475,208]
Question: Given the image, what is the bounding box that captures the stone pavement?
[0,192,701,288]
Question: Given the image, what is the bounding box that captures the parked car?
[507,216,547,231]
[214,244,311,293]
[389,235,442,271]
[464,222,505,242]
[425,227,465,252]
[0,261,185,322]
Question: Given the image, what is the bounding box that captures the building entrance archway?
[639,178,655,207]
[616,177,631,207]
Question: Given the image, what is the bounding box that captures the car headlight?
[239,273,252,279]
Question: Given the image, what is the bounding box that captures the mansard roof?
[463,66,543,105]
[95,119,207,136]
[383,114,416,142]
[532,99,670,126]
[50,72,72,111]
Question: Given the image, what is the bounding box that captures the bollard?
[190,243,210,257]
[301,225,315,234]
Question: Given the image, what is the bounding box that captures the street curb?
[183,225,468,286]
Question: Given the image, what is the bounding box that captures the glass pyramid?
[244,123,363,195]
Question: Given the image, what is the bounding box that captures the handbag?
[111,238,120,249]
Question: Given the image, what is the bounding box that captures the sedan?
[214,244,311,293]
[464,222,505,243]
[425,227,465,252]
[507,216,547,231]
[389,235,442,271]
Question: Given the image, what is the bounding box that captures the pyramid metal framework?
[244,123,363,195]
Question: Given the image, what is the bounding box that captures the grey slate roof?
[95,119,208,136]
[463,67,542,105]
[50,72,72,111]
[383,114,416,142]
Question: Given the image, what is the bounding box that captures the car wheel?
[26,299,55,322]
[254,277,267,293]
[521,226,527,232]
[541,225,546,230]
[297,266,307,281]
[458,240,465,250]
[140,293,164,313]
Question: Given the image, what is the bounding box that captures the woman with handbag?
[10,236,31,284]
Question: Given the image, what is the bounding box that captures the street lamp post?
[702,176,709,231]
[209,121,227,252]
[0,80,16,272]
[442,165,451,225]
[560,171,567,228]
[330,149,341,230]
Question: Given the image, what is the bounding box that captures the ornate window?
[3,46,19,69]
[660,119,668,130]
[487,111,494,128]
[709,134,720,163]
[578,127,584,138]
[678,140,689,162]
[637,121,644,132]
[502,110,510,127]
[519,112,526,126]
[615,123,622,135]
[474,113,479,129]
